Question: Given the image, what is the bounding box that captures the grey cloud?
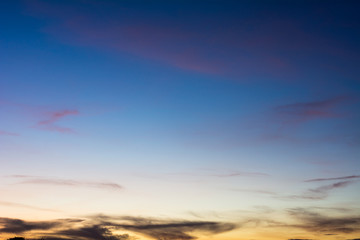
[0,215,237,240]
[288,239,312,240]
[288,180,354,200]
[288,208,360,234]
[56,225,133,240]
[0,218,62,233]
[274,96,350,122]
[305,175,360,182]
[10,175,123,191]
[228,188,277,196]
[96,216,237,240]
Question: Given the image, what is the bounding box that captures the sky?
[0,0,360,240]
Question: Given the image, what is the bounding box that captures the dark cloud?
[0,218,62,234]
[288,208,360,234]
[56,225,133,240]
[95,216,237,240]
[0,215,236,240]
[305,175,360,182]
[288,239,312,240]
[10,175,123,191]
[29,238,72,240]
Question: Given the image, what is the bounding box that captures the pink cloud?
[0,130,19,136]
[35,109,79,133]
[274,95,353,125]
[25,1,332,79]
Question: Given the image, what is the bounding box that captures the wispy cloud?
[204,170,269,178]
[10,175,122,191]
[0,100,81,134]
[274,95,352,126]
[24,0,360,81]
[0,201,60,212]
[0,130,19,136]
[305,175,360,182]
[35,109,79,133]
[227,188,277,196]
[288,208,360,234]
[140,169,269,180]
[288,181,354,200]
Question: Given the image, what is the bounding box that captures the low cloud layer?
[0,215,237,240]
[2,209,360,240]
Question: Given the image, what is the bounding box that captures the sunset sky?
[0,0,360,240]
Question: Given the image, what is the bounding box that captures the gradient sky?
[1,1,360,240]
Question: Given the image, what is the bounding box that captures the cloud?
[205,170,269,178]
[86,215,237,240]
[56,225,133,240]
[305,175,360,182]
[0,100,81,134]
[288,239,313,240]
[0,201,60,212]
[24,0,360,80]
[11,175,122,191]
[274,95,352,126]
[0,215,237,240]
[35,109,79,133]
[288,180,354,200]
[288,208,360,234]
[0,218,62,234]
[172,169,267,178]
[0,130,19,136]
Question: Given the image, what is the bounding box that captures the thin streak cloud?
[11,176,123,191]
[288,181,354,200]
[305,175,360,182]
[0,130,19,136]
[0,201,60,212]
[274,95,353,125]
[35,109,79,133]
